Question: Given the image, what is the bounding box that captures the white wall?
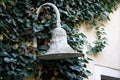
[83,5,120,80]
[95,65,120,80]
[93,5,120,70]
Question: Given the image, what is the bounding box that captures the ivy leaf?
[0,65,3,72]
[32,13,38,19]
[66,72,76,79]
[70,66,81,72]
[10,58,17,63]
[7,71,16,76]
[44,23,50,27]
[33,24,44,32]
[0,34,4,41]
[4,57,10,63]
[33,54,37,60]
[78,78,83,80]
[13,8,23,17]
[0,1,6,9]
[0,21,4,27]
[39,45,49,51]
[24,73,30,78]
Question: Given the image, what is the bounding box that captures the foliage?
[86,24,108,53]
[0,0,120,80]
[35,57,91,80]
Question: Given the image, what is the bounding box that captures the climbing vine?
[0,0,120,80]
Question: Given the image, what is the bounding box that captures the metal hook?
[36,3,61,28]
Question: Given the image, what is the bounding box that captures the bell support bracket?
[35,3,82,60]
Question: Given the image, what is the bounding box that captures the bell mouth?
[38,53,82,60]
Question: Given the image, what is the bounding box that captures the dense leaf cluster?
[36,58,91,80]
[0,0,119,80]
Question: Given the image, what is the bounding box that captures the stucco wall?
[83,5,120,80]
[93,5,120,70]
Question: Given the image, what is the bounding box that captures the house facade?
[83,5,120,80]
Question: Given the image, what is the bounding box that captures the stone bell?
[35,3,81,60]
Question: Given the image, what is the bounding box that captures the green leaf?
[70,66,81,72]
[32,13,37,19]
[33,24,44,32]
[66,72,76,78]
[7,71,16,76]
[0,21,3,27]
[4,57,10,63]
[13,8,23,17]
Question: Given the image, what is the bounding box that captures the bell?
[36,3,81,60]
